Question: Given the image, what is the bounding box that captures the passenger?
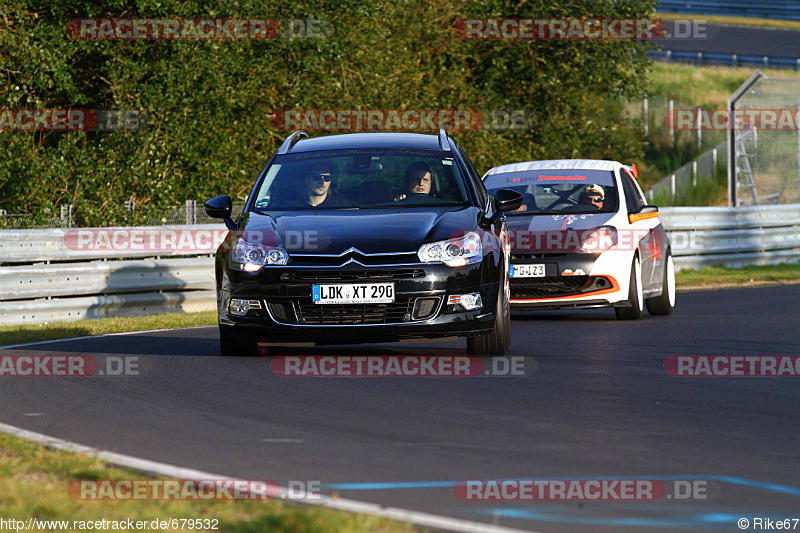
[514,192,536,212]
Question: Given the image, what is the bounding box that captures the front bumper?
[217,260,500,344]
[508,251,622,309]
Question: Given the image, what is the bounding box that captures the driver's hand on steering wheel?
[394,193,407,201]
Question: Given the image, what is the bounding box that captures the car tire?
[467,286,508,356]
[503,303,511,350]
[219,326,254,356]
[646,251,675,315]
[615,256,643,320]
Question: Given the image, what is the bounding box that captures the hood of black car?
[238,207,481,255]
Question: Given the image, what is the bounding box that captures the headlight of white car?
[580,226,617,253]
[231,238,289,271]
[418,232,482,267]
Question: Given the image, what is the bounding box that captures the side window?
[620,169,645,213]
[458,145,489,206]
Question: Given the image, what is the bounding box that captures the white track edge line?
[0,326,215,350]
[0,421,537,533]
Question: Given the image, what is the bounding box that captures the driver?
[580,184,605,209]
[395,162,434,201]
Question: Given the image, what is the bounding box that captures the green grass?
[675,263,800,287]
[657,12,800,31]
[0,311,217,347]
[0,432,419,533]
[647,63,797,109]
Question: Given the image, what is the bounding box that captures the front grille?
[282,269,425,282]
[290,252,420,267]
[511,276,600,299]
[293,299,415,325]
[511,253,568,261]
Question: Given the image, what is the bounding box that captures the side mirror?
[204,195,236,229]
[494,189,524,213]
[629,204,659,224]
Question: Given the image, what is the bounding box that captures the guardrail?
[660,204,800,269]
[1,208,799,325]
[657,0,800,20]
[0,225,222,326]
[649,49,800,70]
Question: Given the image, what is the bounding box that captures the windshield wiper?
[357,202,465,209]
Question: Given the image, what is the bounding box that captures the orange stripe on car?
[628,211,659,224]
[511,275,620,303]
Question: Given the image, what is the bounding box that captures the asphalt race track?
[653,21,800,59]
[1,285,799,532]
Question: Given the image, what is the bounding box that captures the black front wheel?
[467,288,509,356]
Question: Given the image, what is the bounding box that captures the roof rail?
[438,129,451,151]
[277,131,308,154]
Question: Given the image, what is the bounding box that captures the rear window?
[483,169,619,215]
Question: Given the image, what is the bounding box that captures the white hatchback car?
[483,159,675,319]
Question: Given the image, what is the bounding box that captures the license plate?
[510,264,546,278]
[312,283,395,304]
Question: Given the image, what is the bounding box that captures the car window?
[619,168,645,214]
[483,169,619,215]
[458,145,489,207]
[251,149,470,210]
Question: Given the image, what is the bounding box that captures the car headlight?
[231,238,289,272]
[418,232,482,267]
[580,226,617,253]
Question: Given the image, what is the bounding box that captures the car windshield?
[484,169,619,215]
[252,148,471,211]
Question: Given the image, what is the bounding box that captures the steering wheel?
[546,200,575,210]
[395,193,440,204]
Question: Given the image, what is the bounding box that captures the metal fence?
[647,141,728,206]
[657,0,800,20]
[1,207,799,326]
[649,49,800,71]
[728,71,800,206]
[625,95,726,153]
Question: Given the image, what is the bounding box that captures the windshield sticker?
[537,175,586,181]
[443,159,453,165]
[552,214,588,229]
